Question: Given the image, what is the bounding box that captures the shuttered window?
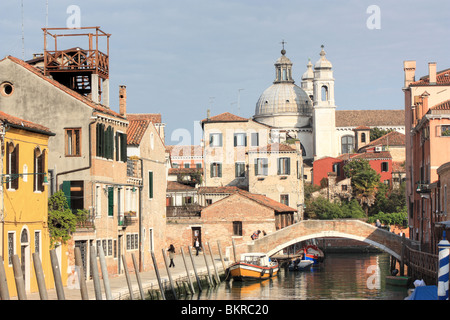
[96,123,118,160]
[148,171,154,199]
[34,148,45,192]
[6,142,19,190]
[277,158,290,175]
[108,187,114,217]
[210,163,222,178]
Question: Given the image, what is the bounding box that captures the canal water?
[192,252,410,300]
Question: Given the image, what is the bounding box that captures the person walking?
[168,244,175,267]
[194,237,200,256]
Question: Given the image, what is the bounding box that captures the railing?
[416,181,431,193]
[118,213,137,227]
[404,245,438,285]
[44,49,109,77]
[166,205,202,218]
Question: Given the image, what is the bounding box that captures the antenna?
[21,0,25,59]
[46,0,49,28]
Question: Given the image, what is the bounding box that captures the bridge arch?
[234,220,419,262]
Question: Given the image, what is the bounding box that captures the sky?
[1,0,450,146]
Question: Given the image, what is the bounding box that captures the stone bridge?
[233,220,419,261]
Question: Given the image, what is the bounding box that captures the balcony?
[166,205,202,218]
[118,212,138,227]
[416,181,431,194]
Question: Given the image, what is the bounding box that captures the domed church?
[253,45,405,164]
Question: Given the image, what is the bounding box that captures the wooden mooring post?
[122,255,134,300]
[32,252,48,300]
[50,249,65,300]
[188,245,202,292]
[162,248,178,300]
[150,250,166,300]
[217,241,227,273]
[75,247,89,300]
[181,247,195,295]
[201,244,214,287]
[131,253,145,300]
[12,255,27,300]
[207,242,220,285]
[0,256,10,300]
[90,245,102,300]
[98,245,112,300]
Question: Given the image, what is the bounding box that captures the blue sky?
[1,0,450,145]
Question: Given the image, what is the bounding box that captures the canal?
[191,252,409,300]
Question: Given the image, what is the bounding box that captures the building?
[166,145,203,169]
[126,112,168,271]
[403,60,450,251]
[252,45,405,164]
[0,27,165,277]
[0,111,59,296]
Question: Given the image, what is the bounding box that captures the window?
[126,233,139,250]
[95,185,102,217]
[441,125,450,137]
[235,162,245,178]
[0,82,14,97]
[206,199,212,206]
[62,181,84,212]
[255,158,268,176]
[280,194,289,206]
[234,133,247,147]
[233,221,242,236]
[361,133,366,143]
[382,162,389,172]
[65,128,81,157]
[332,163,340,176]
[209,133,223,147]
[184,163,190,168]
[210,162,222,178]
[34,148,45,192]
[251,132,259,147]
[108,187,114,217]
[277,158,291,175]
[148,171,154,199]
[341,136,354,154]
[196,163,202,169]
[6,142,19,190]
[8,232,15,265]
[34,231,41,257]
[321,86,328,101]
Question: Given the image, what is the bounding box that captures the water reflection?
[191,253,409,300]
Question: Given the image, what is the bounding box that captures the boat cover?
[406,285,437,300]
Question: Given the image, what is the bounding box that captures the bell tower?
[312,45,337,159]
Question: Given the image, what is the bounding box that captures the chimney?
[403,60,416,88]
[429,62,437,85]
[207,109,210,121]
[119,85,127,116]
[421,91,430,118]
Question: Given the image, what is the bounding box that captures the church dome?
[255,83,312,116]
[255,49,312,117]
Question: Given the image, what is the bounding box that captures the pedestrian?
[168,244,175,267]
[194,237,200,256]
[251,230,261,240]
[375,219,381,228]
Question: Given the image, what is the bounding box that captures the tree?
[343,159,380,216]
[48,191,89,248]
[370,127,393,141]
[304,197,365,220]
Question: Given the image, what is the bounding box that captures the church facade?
[253,46,405,163]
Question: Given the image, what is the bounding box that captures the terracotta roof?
[430,99,450,111]
[201,187,296,213]
[166,145,203,157]
[168,168,202,175]
[198,186,241,194]
[126,113,161,145]
[335,110,404,127]
[359,131,405,150]
[0,111,54,136]
[410,68,450,86]
[353,125,371,131]
[351,151,392,160]
[249,143,296,153]
[167,181,196,191]
[392,161,406,173]
[201,112,249,124]
[3,56,125,120]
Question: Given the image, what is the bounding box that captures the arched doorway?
[20,227,30,292]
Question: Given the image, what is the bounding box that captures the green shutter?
[148,171,154,199]
[218,163,222,177]
[210,163,214,178]
[108,187,114,216]
[120,133,127,162]
[62,181,71,209]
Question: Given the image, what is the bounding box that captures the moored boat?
[229,253,279,281]
[288,258,314,271]
[386,275,411,287]
[302,244,325,265]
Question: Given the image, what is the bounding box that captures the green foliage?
[367,209,407,227]
[305,197,365,220]
[370,127,393,141]
[48,191,88,248]
[304,182,321,201]
[343,159,380,215]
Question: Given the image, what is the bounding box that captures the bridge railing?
[404,245,438,285]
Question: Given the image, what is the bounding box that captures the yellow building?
[0,111,62,297]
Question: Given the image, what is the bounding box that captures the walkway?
[14,253,228,300]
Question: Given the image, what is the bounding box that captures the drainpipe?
[139,158,143,272]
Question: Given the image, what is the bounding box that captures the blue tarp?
[408,285,438,300]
